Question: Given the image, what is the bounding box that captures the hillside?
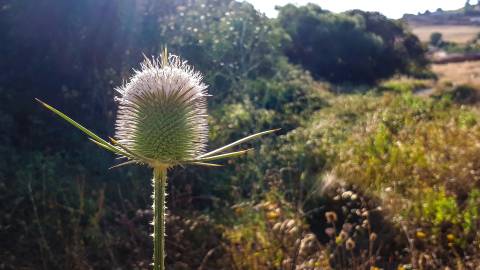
[404,3,480,43]
[411,24,480,43]
[403,3,480,26]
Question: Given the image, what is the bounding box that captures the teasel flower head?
[115,52,208,166]
[36,49,277,169]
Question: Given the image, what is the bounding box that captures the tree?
[464,0,478,15]
[277,5,427,84]
[430,32,443,46]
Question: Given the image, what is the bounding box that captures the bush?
[430,32,443,46]
[277,5,428,84]
[328,92,480,267]
[222,189,331,269]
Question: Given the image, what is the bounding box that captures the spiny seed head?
[115,53,208,165]
[346,238,356,250]
[325,211,337,223]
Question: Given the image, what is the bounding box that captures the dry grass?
[411,25,480,43]
[432,61,480,87]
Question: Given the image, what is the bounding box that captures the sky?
[243,0,475,19]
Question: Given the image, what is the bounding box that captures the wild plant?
[36,49,275,270]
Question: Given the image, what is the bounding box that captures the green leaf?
[109,160,139,169]
[189,162,223,167]
[193,148,253,162]
[109,137,155,164]
[197,129,279,158]
[36,98,120,155]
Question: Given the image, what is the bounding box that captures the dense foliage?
[1,0,480,269]
[278,4,428,84]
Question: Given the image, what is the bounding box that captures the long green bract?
[196,129,279,158]
[192,148,253,162]
[35,98,130,158]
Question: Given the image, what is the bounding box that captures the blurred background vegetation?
[1,0,480,269]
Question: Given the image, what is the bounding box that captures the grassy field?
[411,25,480,43]
[433,61,480,87]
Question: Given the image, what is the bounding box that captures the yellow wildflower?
[446,234,455,242]
[415,231,426,239]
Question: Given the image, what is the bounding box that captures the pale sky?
[242,0,477,19]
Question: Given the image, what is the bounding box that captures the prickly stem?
[153,166,168,270]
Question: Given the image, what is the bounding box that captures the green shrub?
[277,5,428,84]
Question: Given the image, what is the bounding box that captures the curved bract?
[115,54,208,165]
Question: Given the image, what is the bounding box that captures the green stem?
[153,166,168,270]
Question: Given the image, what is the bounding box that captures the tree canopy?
[277,4,428,83]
